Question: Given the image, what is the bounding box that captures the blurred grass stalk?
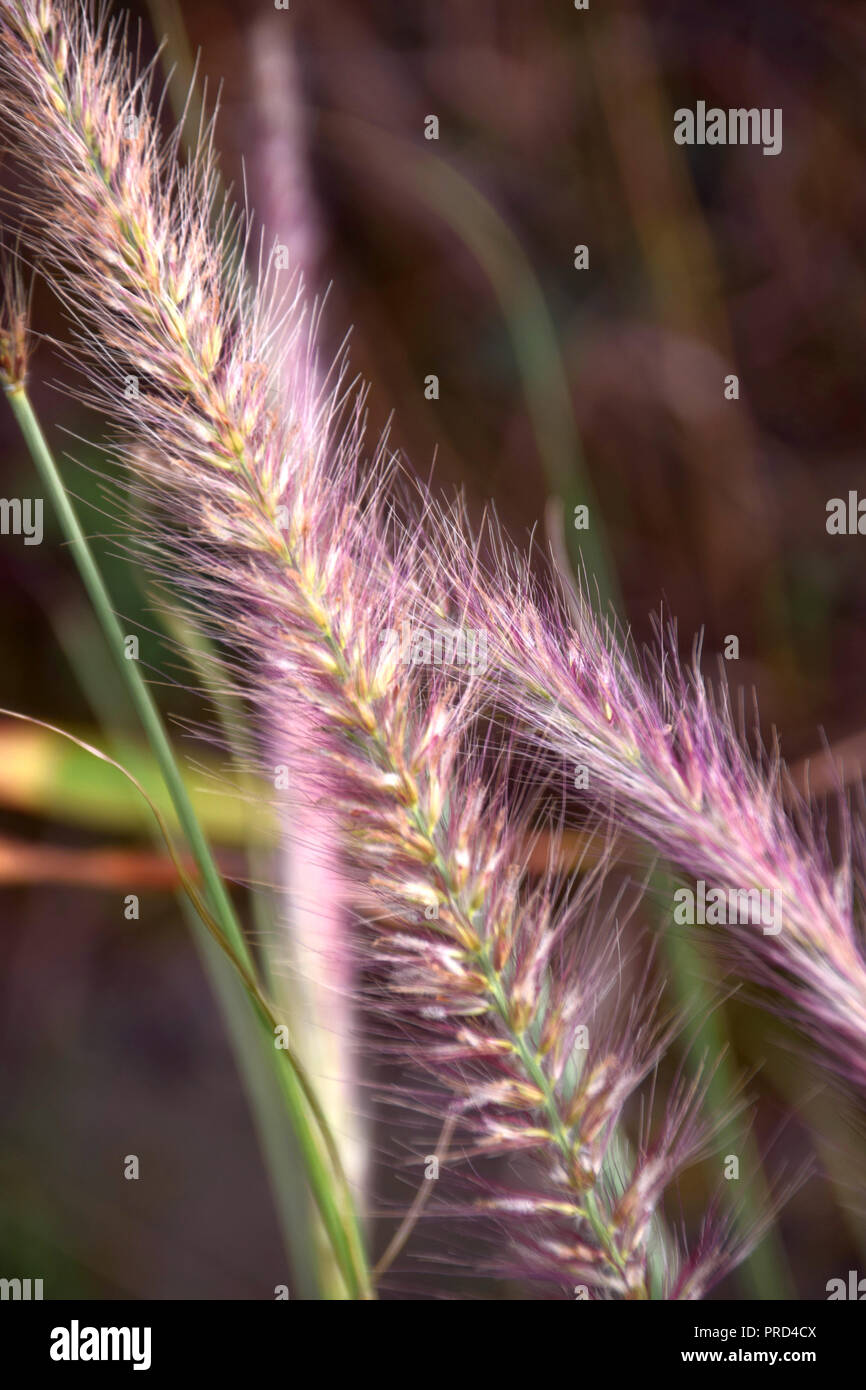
[159,606,358,1299]
[146,0,369,1280]
[4,381,371,1300]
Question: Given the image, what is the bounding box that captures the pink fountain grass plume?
[346,744,755,1299]
[434,505,866,1100]
[0,0,769,1296]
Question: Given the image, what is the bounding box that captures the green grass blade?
[4,383,372,1300]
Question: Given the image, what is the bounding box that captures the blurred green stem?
[322,114,613,602]
[46,600,322,1300]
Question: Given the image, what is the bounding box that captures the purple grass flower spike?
[438,508,866,1100]
[0,0,788,1298]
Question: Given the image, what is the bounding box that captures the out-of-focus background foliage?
[3,0,866,1297]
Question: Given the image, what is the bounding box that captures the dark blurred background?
[3,0,866,1298]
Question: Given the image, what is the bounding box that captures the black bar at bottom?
[0,1297,860,1376]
